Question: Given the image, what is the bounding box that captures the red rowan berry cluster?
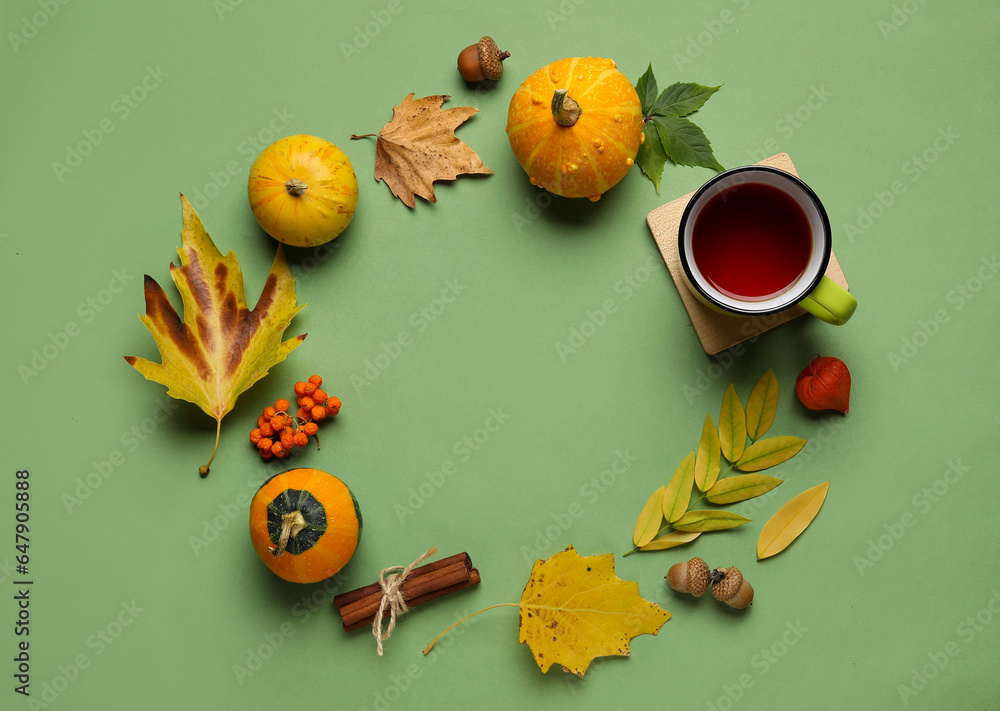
[249,375,342,461]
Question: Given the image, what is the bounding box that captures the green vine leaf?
[672,509,751,532]
[705,474,782,504]
[640,531,701,551]
[633,66,724,192]
[745,369,779,441]
[719,384,747,463]
[735,436,807,472]
[695,414,722,492]
[652,82,722,118]
[662,452,696,523]
[633,485,666,547]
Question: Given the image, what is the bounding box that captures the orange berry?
[297,396,315,410]
[263,406,276,418]
[303,422,319,435]
[312,388,328,404]
[260,423,274,438]
[295,406,310,421]
[293,381,308,396]
[280,431,294,449]
[326,396,341,416]
[304,382,317,395]
[293,431,309,447]
[271,441,285,457]
[308,374,323,386]
[274,398,290,413]
[270,414,286,430]
[250,428,262,444]
[311,405,327,421]
[257,437,273,452]
[257,415,267,428]
[260,450,274,461]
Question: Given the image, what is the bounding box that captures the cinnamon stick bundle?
[334,551,480,632]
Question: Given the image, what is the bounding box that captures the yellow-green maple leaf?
[518,545,670,676]
[124,194,306,476]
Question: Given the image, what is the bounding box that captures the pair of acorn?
[667,557,754,609]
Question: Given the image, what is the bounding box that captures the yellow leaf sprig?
[625,370,806,556]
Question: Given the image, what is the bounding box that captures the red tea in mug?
[691,182,812,301]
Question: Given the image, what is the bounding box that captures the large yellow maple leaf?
[124,194,306,476]
[518,545,671,676]
[423,545,670,676]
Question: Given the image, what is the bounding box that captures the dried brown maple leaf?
[351,93,492,207]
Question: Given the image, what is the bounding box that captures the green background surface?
[2,0,999,709]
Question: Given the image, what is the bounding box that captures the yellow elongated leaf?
[633,485,666,547]
[745,369,779,441]
[735,436,807,472]
[672,509,751,532]
[705,474,782,504]
[757,482,830,559]
[695,414,722,491]
[639,531,701,551]
[719,384,746,462]
[662,452,695,523]
[124,195,306,475]
[518,546,671,676]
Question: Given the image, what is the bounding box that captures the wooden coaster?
[647,153,850,355]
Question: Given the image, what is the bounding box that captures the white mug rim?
[677,166,832,316]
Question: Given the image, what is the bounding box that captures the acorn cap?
[477,36,509,81]
[687,557,710,597]
[712,567,744,602]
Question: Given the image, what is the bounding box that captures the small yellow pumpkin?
[247,134,358,247]
[506,57,644,201]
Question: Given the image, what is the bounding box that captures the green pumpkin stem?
[273,510,307,557]
[551,89,581,127]
[285,178,308,197]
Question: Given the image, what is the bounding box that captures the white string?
[372,546,437,655]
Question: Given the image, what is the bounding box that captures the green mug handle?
[799,275,857,325]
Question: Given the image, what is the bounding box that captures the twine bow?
[372,546,438,655]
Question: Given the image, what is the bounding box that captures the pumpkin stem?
[551,89,581,127]
[273,510,308,557]
[285,178,308,197]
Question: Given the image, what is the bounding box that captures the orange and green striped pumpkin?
[249,468,361,583]
[505,57,644,201]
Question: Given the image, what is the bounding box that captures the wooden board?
[646,153,850,355]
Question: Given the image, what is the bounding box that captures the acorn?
[711,567,754,609]
[457,36,510,82]
[666,556,711,598]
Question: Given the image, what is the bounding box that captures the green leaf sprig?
[633,64,724,193]
[625,370,806,555]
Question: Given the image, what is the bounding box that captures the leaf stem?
[350,133,376,140]
[199,418,222,477]
[422,603,519,655]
